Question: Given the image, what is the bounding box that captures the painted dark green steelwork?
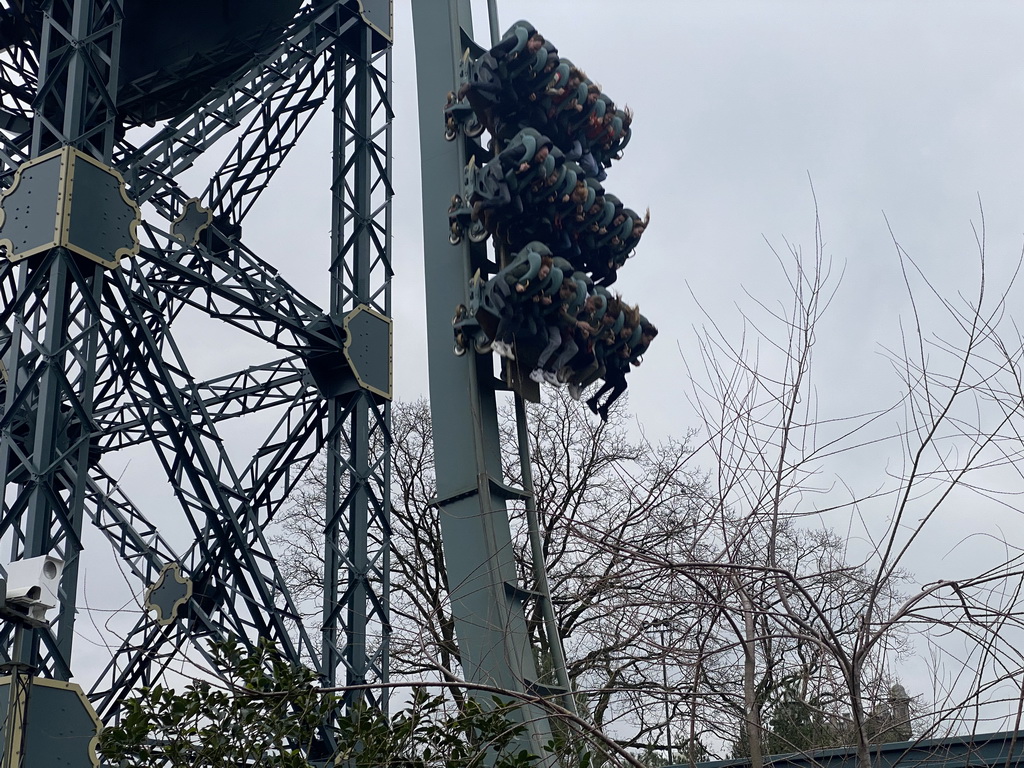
[412,0,560,758]
[0,677,100,767]
[0,1,394,749]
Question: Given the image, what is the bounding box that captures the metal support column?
[0,0,122,679]
[322,18,393,708]
[412,0,560,758]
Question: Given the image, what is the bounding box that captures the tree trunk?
[742,593,763,768]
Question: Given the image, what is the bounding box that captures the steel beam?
[412,0,557,757]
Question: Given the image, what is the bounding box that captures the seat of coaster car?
[466,272,543,403]
[499,343,542,403]
[460,28,488,60]
[475,310,544,403]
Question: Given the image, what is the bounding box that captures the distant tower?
[0,0,393,727]
[888,684,912,741]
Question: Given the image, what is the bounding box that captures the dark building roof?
[686,730,1024,768]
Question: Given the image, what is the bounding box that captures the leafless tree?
[276,394,714,743]
[623,203,1024,768]
[274,381,909,764]
[499,392,709,744]
[272,400,469,702]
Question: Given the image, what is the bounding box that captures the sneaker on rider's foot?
[543,371,561,386]
[568,383,581,401]
[529,368,545,384]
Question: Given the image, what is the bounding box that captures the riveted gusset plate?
[0,146,140,269]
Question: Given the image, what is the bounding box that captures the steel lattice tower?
[0,0,393,723]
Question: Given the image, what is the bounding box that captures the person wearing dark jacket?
[586,316,657,421]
